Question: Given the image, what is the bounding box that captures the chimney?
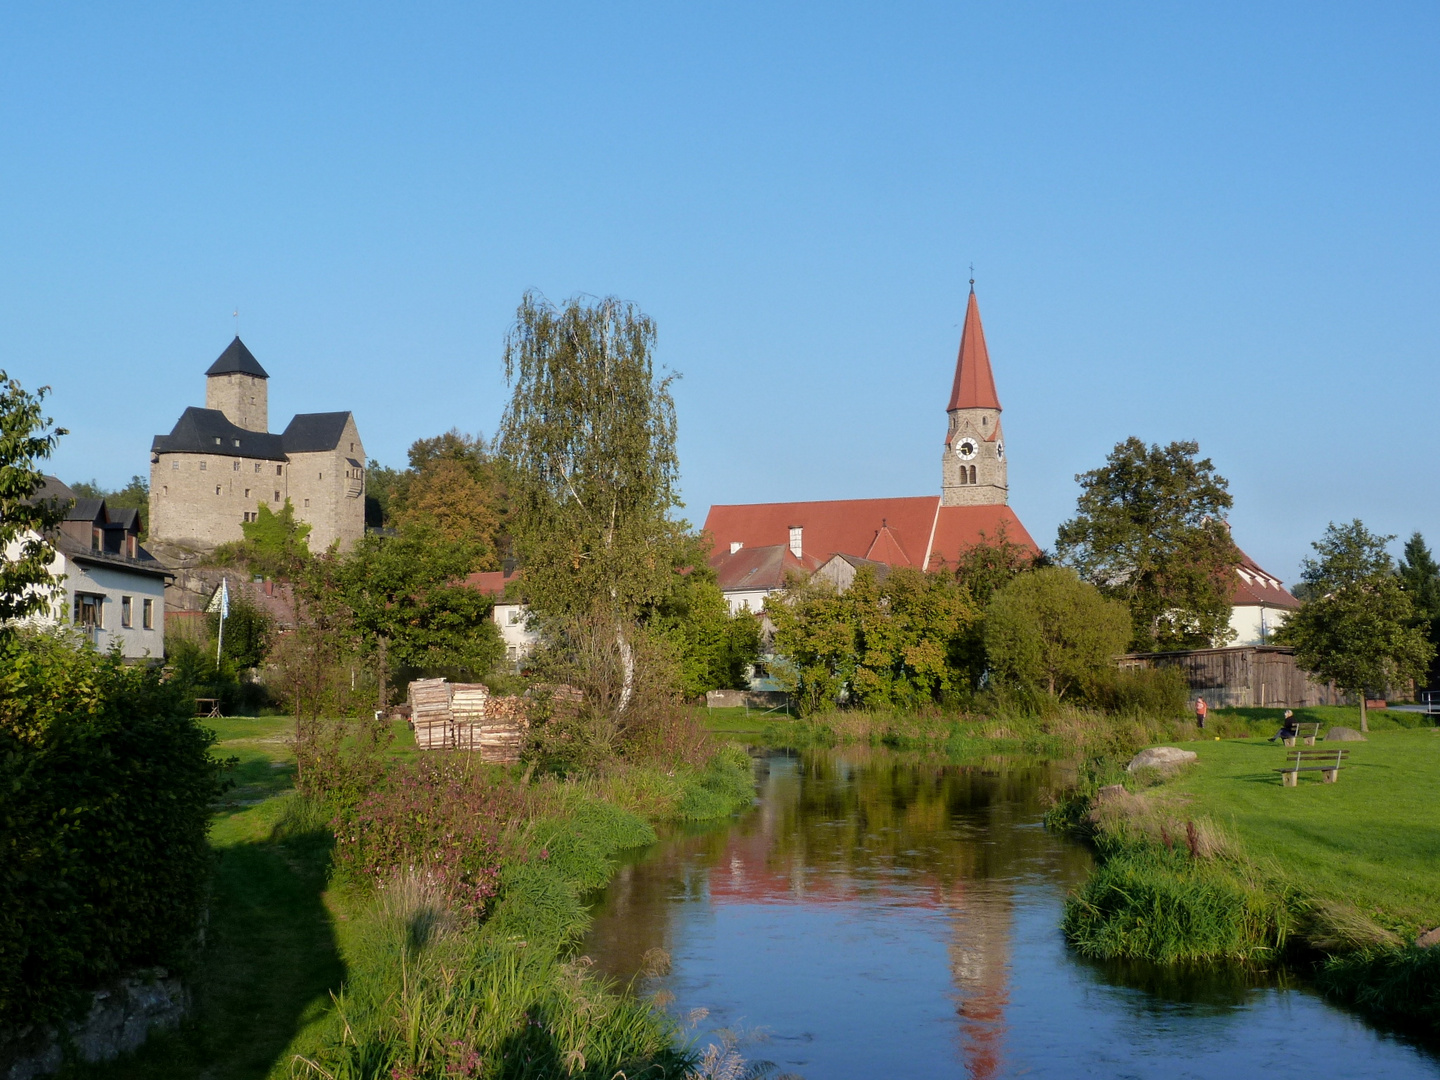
[729,541,744,555]
[788,525,803,559]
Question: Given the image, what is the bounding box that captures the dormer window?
[214,437,221,445]
[233,439,240,447]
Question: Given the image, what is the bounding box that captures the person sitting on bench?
[1268,710,1298,743]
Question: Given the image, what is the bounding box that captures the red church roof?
[704,497,1037,571]
[947,288,1002,412]
[1230,550,1300,610]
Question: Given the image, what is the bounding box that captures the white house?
[8,478,171,659]
[465,567,541,664]
[1228,550,1301,646]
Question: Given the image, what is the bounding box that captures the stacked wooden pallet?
[408,678,454,750]
[405,678,529,762]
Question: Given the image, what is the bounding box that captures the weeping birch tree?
[497,291,681,714]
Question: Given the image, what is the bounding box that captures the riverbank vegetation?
[1052,717,1440,1032]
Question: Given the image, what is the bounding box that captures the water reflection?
[582,749,1440,1079]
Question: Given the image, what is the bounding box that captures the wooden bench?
[1281,722,1322,747]
[1276,746,1349,787]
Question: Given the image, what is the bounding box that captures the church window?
[958,469,968,485]
[969,465,977,484]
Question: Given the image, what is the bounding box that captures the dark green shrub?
[0,632,227,1032]
[1082,665,1189,717]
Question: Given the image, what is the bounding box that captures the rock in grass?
[1126,747,1198,773]
[1326,726,1367,742]
[1095,784,1128,803]
[1417,927,1440,949]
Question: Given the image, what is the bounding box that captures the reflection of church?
[585,751,1051,1077]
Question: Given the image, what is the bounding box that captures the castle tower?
[941,285,1007,506]
[204,336,269,432]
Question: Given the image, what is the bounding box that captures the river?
[582,747,1440,1079]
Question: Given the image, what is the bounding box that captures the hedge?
[0,632,227,1034]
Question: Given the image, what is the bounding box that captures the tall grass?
[292,875,694,1080]
[1314,946,1440,1031]
[294,746,759,1078]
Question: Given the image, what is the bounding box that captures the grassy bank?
[73,717,756,1080]
[1057,715,1440,1032]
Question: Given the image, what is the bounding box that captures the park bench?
[1281,722,1322,747]
[1276,746,1348,787]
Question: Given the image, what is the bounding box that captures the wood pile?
[405,678,529,762]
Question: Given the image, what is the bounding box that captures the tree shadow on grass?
[64,829,344,1080]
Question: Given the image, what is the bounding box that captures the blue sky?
[4,2,1437,583]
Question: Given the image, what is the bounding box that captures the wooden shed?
[1116,645,1345,709]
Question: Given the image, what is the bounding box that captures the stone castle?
[149,338,366,552]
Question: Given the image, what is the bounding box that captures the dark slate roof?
[281,412,352,454]
[56,532,172,579]
[106,507,141,531]
[34,475,76,509]
[206,337,269,379]
[151,407,288,460]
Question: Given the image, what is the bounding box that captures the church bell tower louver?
[941,284,1007,507]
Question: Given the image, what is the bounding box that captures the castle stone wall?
[149,453,290,549]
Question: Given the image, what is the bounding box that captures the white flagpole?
[216,578,230,663]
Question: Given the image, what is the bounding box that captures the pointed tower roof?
[206,336,269,379]
[946,287,1000,412]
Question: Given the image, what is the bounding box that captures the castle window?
[350,443,354,452]
[162,485,167,496]
[233,460,240,471]
[318,472,323,480]
[215,485,222,495]
[254,463,261,473]
[171,460,179,471]
[276,465,283,476]
[199,460,207,471]
[244,488,250,498]
[142,599,154,630]
[273,490,280,501]
[304,498,310,508]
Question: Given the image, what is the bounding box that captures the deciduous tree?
[984,567,1131,699]
[1056,438,1240,651]
[0,374,67,625]
[1277,521,1434,732]
[497,291,681,713]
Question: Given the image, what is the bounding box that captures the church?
[705,285,1037,611]
[148,338,367,553]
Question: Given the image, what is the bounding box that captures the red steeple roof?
[946,287,1001,412]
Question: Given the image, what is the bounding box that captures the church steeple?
[941,284,1008,507]
[947,286,1001,412]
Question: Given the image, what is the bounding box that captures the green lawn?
[1159,727,1440,935]
[698,704,781,733]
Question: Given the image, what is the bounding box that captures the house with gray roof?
[148,337,366,552]
[4,477,171,658]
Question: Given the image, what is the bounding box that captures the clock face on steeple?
[956,437,978,461]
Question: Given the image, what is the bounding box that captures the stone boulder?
[1126,747,1198,773]
[1416,927,1440,949]
[1094,784,1128,804]
[1325,726,1367,742]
